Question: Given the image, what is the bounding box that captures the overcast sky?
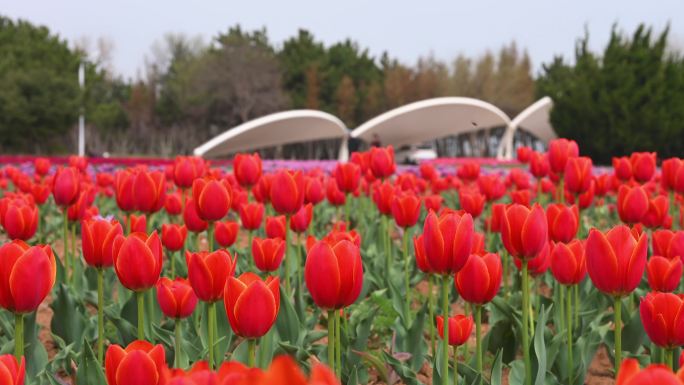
[2,0,682,80]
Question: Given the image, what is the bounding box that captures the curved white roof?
[194,110,348,158]
[350,97,511,147]
[497,97,556,159]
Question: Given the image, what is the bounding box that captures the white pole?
[78,62,85,156]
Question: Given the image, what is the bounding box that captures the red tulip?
[192,178,231,222]
[501,204,547,259]
[487,203,506,233]
[134,169,166,214]
[214,221,239,248]
[639,292,684,348]
[0,241,55,313]
[455,253,502,304]
[613,157,632,181]
[30,183,50,205]
[424,195,443,213]
[419,163,439,181]
[529,152,549,179]
[459,191,486,218]
[517,146,533,163]
[128,214,147,233]
[252,237,286,272]
[550,240,586,285]
[325,178,346,206]
[270,170,305,215]
[304,176,325,205]
[290,203,313,233]
[112,232,163,292]
[34,158,50,176]
[164,192,183,216]
[477,174,506,202]
[161,224,187,252]
[457,162,480,182]
[224,272,280,338]
[413,234,432,273]
[642,196,670,229]
[305,240,364,309]
[617,185,649,224]
[173,156,205,189]
[105,340,167,385]
[507,168,532,191]
[82,218,123,268]
[114,169,136,212]
[369,146,395,179]
[0,355,25,385]
[647,256,682,292]
[615,358,684,385]
[156,277,198,319]
[52,167,80,206]
[233,153,262,187]
[513,241,551,276]
[266,216,286,239]
[68,155,87,171]
[333,162,361,193]
[372,180,396,215]
[586,225,647,296]
[422,211,474,274]
[239,202,264,231]
[630,152,656,183]
[391,193,421,228]
[230,189,248,213]
[254,173,273,204]
[183,198,208,233]
[546,204,579,243]
[186,249,237,302]
[0,197,38,241]
[548,138,579,174]
[652,230,684,261]
[436,315,473,346]
[564,156,593,194]
[661,158,684,193]
[66,191,90,222]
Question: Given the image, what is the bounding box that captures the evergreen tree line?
[0,16,682,161]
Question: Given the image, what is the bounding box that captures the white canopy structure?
[193,110,349,160]
[350,97,511,148]
[497,97,556,159]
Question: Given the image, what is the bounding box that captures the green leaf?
[491,349,504,385]
[533,304,548,385]
[275,287,300,344]
[76,338,106,385]
[382,351,420,385]
[50,283,87,349]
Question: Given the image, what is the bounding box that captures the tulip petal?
[233,280,277,338]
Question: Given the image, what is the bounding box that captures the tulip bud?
[224,273,280,338]
[156,277,198,319]
[435,315,473,346]
[186,249,237,302]
[105,340,167,385]
[455,253,502,304]
[82,218,123,268]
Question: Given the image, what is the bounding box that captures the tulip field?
[1,140,684,385]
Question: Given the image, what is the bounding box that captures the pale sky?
[2,0,682,80]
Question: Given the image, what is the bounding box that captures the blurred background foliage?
[0,15,682,162]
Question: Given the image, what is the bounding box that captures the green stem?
[345,193,351,225]
[171,250,176,279]
[63,209,70,284]
[453,345,459,385]
[208,222,214,252]
[335,310,342,378]
[442,275,450,385]
[208,302,216,369]
[383,216,390,277]
[614,296,622,376]
[328,310,335,373]
[14,313,24,361]
[559,285,565,334]
[97,268,105,363]
[429,275,436,356]
[559,175,565,204]
[574,284,579,327]
[296,235,303,297]
[248,338,257,367]
[248,231,254,262]
[566,285,573,385]
[503,252,510,299]
[137,291,145,340]
[174,319,182,368]
[403,228,411,322]
[285,215,291,294]
[475,304,483,382]
[522,260,531,385]
[666,348,674,370]
[463,304,470,364]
